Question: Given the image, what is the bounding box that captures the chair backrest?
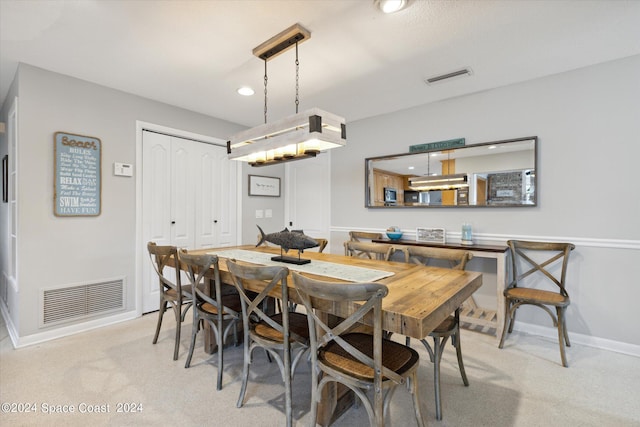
[344,241,395,261]
[507,240,575,296]
[225,260,303,342]
[147,242,183,294]
[403,246,473,270]
[349,231,383,242]
[291,272,404,385]
[177,250,230,318]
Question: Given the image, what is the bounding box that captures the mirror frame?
[364,136,538,208]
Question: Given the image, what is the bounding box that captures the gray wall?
[330,55,640,348]
[0,64,244,338]
[240,163,286,245]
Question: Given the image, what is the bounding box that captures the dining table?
[185,244,483,426]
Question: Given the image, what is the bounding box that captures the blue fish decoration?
[256,225,319,252]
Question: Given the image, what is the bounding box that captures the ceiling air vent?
[425,68,473,85]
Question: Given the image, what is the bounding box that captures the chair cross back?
[179,251,232,319]
[404,246,473,270]
[225,260,304,342]
[148,243,182,293]
[344,240,395,261]
[301,279,403,384]
[510,242,574,295]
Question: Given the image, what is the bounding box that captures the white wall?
[0,64,245,343]
[330,55,640,349]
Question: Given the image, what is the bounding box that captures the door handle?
[171,221,176,225]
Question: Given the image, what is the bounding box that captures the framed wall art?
[54,131,102,216]
[248,174,280,197]
[416,227,446,244]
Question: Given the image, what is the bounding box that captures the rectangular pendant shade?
[408,173,469,191]
[227,108,346,166]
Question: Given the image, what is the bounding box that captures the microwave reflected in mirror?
[365,137,537,208]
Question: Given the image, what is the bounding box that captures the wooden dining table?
[186,244,483,425]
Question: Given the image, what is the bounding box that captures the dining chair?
[179,251,242,390]
[344,241,396,261]
[226,260,309,427]
[400,245,473,420]
[349,231,383,242]
[499,240,575,367]
[147,242,194,360]
[292,272,425,427]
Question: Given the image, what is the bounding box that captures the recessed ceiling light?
[374,0,407,14]
[408,166,415,170]
[488,145,497,149]
[237,87,255,96]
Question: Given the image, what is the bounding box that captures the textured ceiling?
[2,0,639,128]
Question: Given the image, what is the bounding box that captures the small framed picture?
[416,227,446,244]
[248,175,280,197]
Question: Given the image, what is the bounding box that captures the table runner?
[207,249,394,282]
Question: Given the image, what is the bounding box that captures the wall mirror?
[365,136,537,208]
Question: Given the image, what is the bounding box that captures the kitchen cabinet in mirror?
[365,136,537,208]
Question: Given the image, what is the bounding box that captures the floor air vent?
[42,278,124,326]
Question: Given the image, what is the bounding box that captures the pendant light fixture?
[227,24,347,167]
[408,150,469,191]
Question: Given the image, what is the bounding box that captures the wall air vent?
[425,68,473,85]
[41,278,125,327]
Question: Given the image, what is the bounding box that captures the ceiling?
[2,0,640,128]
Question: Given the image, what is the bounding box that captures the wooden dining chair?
[344,241,396,261]
[226,260,309,427]
[179,251,241,390]
[147,242,194,360]
[349,231,383,242]
[499,240,575,367]
[401,245,473,420]
[292,272,425,427]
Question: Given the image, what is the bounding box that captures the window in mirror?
[365,136,537,208]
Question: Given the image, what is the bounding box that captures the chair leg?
[498,299,512,349]
[237,330,252,407]
[185,317,200,368]
[432,335,445,421]
[453,329,469,387]
[283,348,293,427]
[217,320,224,390]
[556,307,569,368]
[153,299,167,344]
[409,373,426,427]
[172,303,182,361]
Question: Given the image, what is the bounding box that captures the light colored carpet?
[1,313,638,426]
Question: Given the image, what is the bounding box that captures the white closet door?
[285,153,331,244]
[194,142,237,248]
[142,131,173,313]
[142,131,237,313]
[170,136,195,250]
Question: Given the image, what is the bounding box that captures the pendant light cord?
[264,60,268,124]
[295,41,300,114]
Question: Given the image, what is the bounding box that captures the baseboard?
[0,303,139,349]
[513,322,640,358]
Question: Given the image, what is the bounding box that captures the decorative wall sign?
[248,175,280,197]
[416,227,446,243]
[409,138,465,153]
[54,132,102,216]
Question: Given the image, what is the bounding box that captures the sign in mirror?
[365,136,537,208]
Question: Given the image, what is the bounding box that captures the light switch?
[114,162,133,177]
[265,209,272,218]
[255,209,264,219]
